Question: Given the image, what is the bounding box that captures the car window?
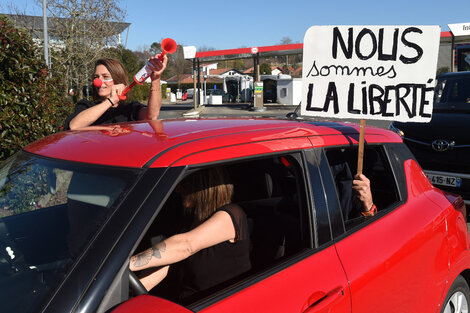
[434,76,470,110]
[324,145,401,231]
[0,152,141,313]
[132,153,312,307]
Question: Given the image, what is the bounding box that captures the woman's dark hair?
[92,58,130,102]
[178,167,234,223]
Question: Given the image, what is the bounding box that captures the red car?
[0,118,469,313]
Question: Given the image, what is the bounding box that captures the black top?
[64,99,145,130]
[178,203,251,303]
[329,161,363,221]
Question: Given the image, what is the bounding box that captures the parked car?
[1,118,469,313]
[185,88,201,99]
[390,71,470,208]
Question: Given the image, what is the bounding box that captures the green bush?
[125,81,168,102]
[260,63,272,75]
[0,16,71,161]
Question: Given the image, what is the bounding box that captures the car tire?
[441,275,470,313]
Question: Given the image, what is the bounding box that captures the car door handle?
[303,287,345,313]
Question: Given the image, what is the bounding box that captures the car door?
[198,248,350,313]
[196,148,350,313]
[102,140,350,313]
[320,144,449,313]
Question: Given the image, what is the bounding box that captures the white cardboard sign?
[301,26,441,122]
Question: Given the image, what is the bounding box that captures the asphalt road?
[159,101,392,130]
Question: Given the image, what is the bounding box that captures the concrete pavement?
[159,100,391,130]
[159,100,297,119]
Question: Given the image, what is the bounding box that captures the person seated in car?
[129,167,251,300]
[64,55,167,130]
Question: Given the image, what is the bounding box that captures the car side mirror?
[111,295,193,313]
[286,103,301,119]
[286,112,298,119]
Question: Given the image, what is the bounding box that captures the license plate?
[426,174,461,188]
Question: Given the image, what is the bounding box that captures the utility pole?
[193,58,198,109]
[251,48,265,112]
[42,0,50,67]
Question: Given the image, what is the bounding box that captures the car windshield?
[434,76,470,112]
[0,152,141,313]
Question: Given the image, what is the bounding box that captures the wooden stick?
[357,119,366,175]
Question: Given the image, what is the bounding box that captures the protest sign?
[301,26,441,122]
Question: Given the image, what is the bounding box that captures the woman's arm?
[139,55,168,121]
[139,265,170,291]
[69,100,112,130]
[129,210,236,272]
[69,84,124,130]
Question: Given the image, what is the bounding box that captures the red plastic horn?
[93,78,102,88]
[118,38,177,101]
[158,38,177,61]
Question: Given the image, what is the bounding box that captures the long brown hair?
[92,58,130,102]
[178,167,234,223]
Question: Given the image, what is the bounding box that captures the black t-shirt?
[330,162,363,221]
[178,203,251,303]
[64,99,145,130]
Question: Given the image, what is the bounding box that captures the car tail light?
[445,193,467,222]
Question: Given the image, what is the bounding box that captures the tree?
[198,45,216,52]
[116,47,141,75]
[230,59,245,71]
[279,37,295,66]
[0,16,71,160]
[281,64,291,75]
[44,0,126,99]
[117,47,149,101]
[170,45,191,87]
[280,36,293,45]
[149,41,192,84]
[260,63,272,75]
[150,42,161,56]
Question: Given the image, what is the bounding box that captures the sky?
[2,0,470,52]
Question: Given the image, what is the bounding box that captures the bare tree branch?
[44,0,127,98]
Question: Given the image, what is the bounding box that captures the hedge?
[0,16,71,161]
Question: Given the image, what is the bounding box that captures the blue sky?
[3,0,470,52]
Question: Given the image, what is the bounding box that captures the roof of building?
[2,14,130,36]
[243,66,290,75]
[198,68,243,76]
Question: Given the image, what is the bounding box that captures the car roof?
[24,118,401,168]
[437,71,470,78]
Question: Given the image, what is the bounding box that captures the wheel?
[129,270,147,296]
[441,275,470,313]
